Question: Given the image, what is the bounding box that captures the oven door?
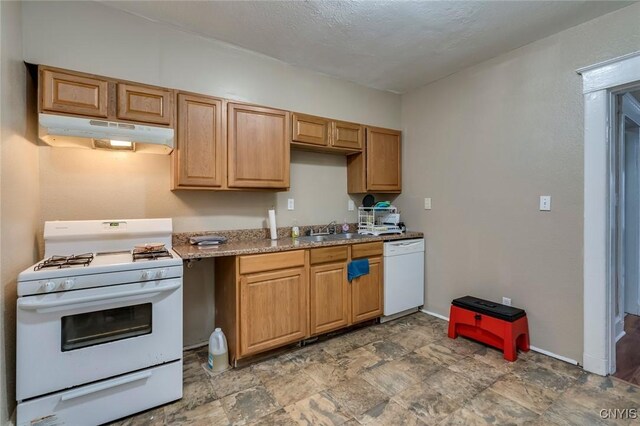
[16,279,182,401]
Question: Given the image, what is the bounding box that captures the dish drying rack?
[358,206,403,236]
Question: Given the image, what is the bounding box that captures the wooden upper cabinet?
[332,121,363,151]
[347,126,402,193]
[227,103,290,189]
[117,83,173,126]
[291,113,329,147]
[366,126,401,192]
[291,114,363,154]
[239,266,308,357]
[41,69,109,118]
[173,93,224,188]
[351,256,384,323]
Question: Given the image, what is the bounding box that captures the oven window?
[61,303,152,351]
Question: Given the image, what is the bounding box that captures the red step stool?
[448,296,530,361]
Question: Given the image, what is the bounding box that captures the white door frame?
[622,95,640,319]
[579,50,640,376]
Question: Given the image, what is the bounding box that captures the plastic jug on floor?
[208,328,230,373]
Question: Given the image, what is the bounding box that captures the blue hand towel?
[348,259,370,282]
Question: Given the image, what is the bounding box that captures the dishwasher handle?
[384,239,425,256]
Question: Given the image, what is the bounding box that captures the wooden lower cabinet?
[310,262,349,335]
[215,244,384,363]
[239,266,308,357]
[351,256,384,323]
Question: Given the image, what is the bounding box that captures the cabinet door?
[174,93,224,188]
[332,121,363,151]
[310,262,349,335]
[239,267,307,356]
[228,103,290,189]
[292,113,329,147]
[41,69,108,118]
[351,256,383,323]
[366,127,402,192]
[117,83,173,125]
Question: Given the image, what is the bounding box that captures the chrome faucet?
[320,221,338,235]
[309,221,338,236]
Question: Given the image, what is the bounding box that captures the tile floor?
[111,313,640,425]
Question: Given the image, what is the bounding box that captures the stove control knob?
[141,270,151,280]
[62,279,75,290]
[43,281,57,292]
[156,269,168,279]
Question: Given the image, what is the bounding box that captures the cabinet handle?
[475,314,482,321]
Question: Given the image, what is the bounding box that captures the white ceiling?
[102,1,633,94]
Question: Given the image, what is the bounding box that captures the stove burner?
[132,248,173,262]
[34,253,94,270]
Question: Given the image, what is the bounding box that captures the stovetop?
[18,248,183,286]
[34,253,95,270]
[18,218,184,296]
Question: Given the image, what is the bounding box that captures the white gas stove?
[16,219,183,426]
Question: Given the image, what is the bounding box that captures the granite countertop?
[173,231,424,260]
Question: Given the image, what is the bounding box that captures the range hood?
[38,113,174,154]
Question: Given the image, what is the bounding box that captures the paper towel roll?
[268,209,277,240]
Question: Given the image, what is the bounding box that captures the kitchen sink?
[297,235,330,242]
[332,233,367,240]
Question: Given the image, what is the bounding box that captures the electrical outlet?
[502,297,512,306]
[348,200,355,211]
[539,196,551,211]
[287,198,295,210]
[424,198,432,210]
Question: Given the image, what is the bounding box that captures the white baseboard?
[420,308,449,321]
[420,309,580,366]
[583,352,609,376]
[529,345,579,365]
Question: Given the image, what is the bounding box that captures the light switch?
[287,198,295,210]
[424,198,432,210]
[348,200,355,211]
[539,196,551,211]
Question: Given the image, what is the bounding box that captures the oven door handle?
[17,282,181,312]
[60,370,153,402]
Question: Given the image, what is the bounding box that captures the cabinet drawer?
[239,250,305,275]
[310,246,348,265]
[351,242,383,259]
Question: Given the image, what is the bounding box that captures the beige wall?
[397,3,640,362]
[21,1,401,348]
[1,1,41,422]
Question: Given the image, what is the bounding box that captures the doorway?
[613,91,640,384]
[580,50,640,377]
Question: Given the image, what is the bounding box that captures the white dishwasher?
[383,238,425,321]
